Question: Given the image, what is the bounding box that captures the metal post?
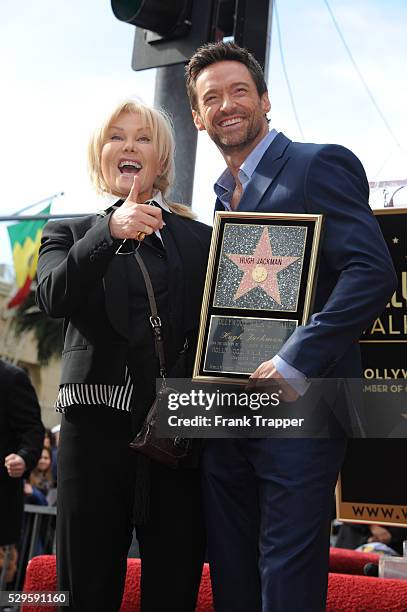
[154,65,197,205]
[0,214,92,222]
[27,514,41,561]
[13,192,64,216]
[235,0,273,73]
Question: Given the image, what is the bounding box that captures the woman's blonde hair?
[88,98,195,219]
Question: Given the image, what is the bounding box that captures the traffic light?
[111,0,272,71]
[111,0,214,70]
[111,0,193,39]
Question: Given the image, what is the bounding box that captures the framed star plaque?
[193,211,323,383]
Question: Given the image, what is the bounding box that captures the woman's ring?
[136,231,146,241]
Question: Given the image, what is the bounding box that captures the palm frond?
[12,291,63,365]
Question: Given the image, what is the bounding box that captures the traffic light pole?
[154,64,197,205]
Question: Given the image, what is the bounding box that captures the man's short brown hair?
[185,41,268,111]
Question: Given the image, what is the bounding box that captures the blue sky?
[1,0,406,266]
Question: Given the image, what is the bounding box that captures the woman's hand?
[109,175,164,239]
[24,482,34,495]
[368,524,392,545]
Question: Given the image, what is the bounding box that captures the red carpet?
[327,572,407,611]
[329,546,379,575]
[22,556,214,612]
[22,554,407,611]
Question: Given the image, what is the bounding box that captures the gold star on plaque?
[226,227,300,304]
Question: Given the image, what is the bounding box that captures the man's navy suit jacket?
[216,132,397,380]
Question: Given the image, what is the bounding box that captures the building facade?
[0,271,61,428]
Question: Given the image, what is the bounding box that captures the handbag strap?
[134,250,167,378]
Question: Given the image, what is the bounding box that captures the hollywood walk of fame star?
[226,227,300,305]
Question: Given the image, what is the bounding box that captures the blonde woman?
[37,100,211,611]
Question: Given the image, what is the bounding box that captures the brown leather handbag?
[129,250,191,468]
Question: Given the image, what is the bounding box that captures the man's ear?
[261,92,271,114]
[192,109,206,132]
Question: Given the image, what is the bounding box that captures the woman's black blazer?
[36,206,212,386]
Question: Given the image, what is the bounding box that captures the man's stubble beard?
[209,116,264,155]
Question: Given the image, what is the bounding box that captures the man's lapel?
[215,198,224,212]
[238,132,291,212]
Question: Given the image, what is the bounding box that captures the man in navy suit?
[186,42,397,611]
